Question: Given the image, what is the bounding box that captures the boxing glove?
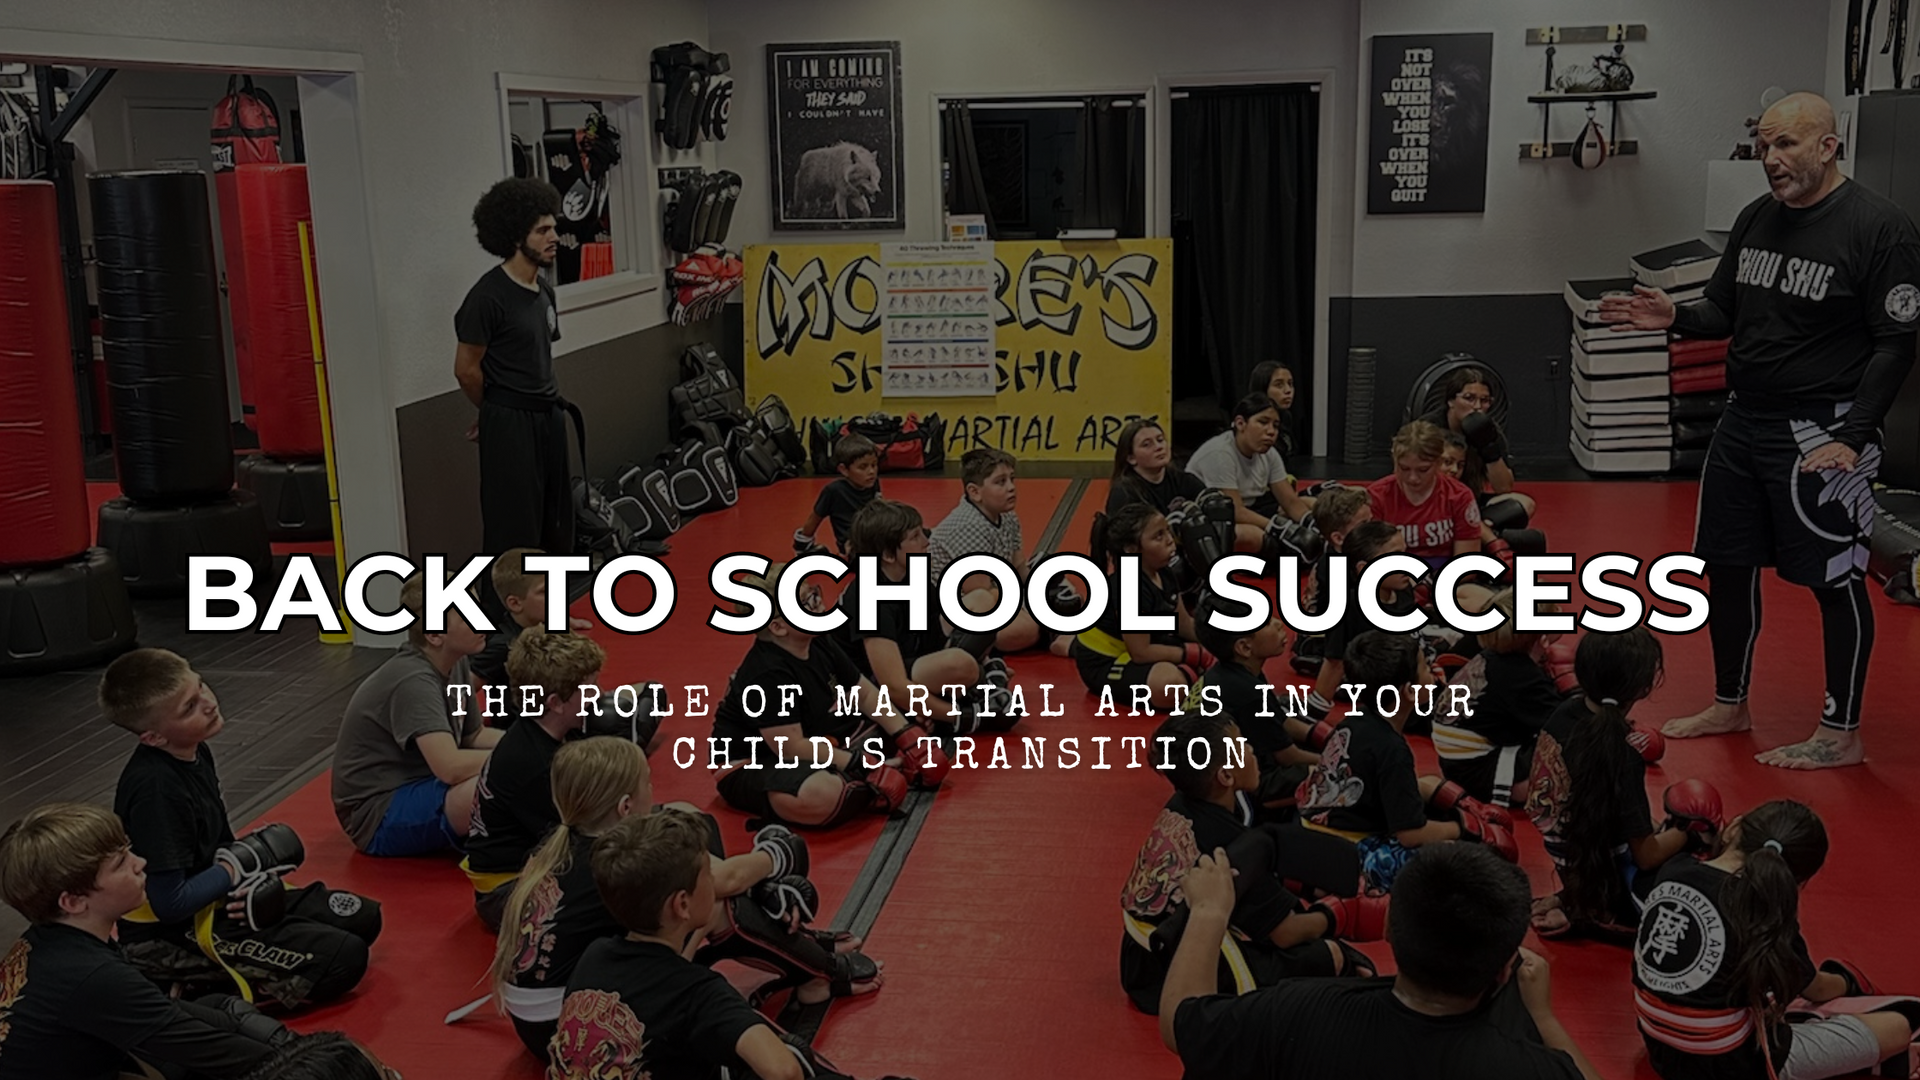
[1542,640,1580,696]
[1311,892,1391,942]
[196,993,296,1048]
[216,824,304,931]
[1429,780,1514,830]
[1263,514,1325,563]
[1460,410,1507,464]
[1626,723,1666,763]
[982,656,1013,689]
[752,824,809,881]
[1046,575,1087,618]
[750,873,818,924]
[1300,716,1341,752]
[1455,813,1521,864]
[1182,642,1215,673]
[946,625,997,663]
[893,724,951,789]
[863,763,910,815]
[1483,536,1516,574]
[793,529,826,556]
[1820,957,1881,997]
[1662,779,1725,854]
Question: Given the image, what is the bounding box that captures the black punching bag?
[91,170,235,503]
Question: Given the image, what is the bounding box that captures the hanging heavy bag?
[1571,113,1610,170]
[211,75,282,431]
[754,395,807,471]
[610,461,680,541]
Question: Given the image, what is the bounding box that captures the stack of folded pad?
[1563,239,1723,474]
[1668,337,1729,474]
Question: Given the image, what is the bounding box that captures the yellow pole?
[297,220,354,645]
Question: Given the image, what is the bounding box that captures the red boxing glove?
[1484,536,1515,573]
[1662,779,1724,854]
[893,725,951,790]
[1302,718,1341,753]
[1820,958,1881,997]
[1183,642,1215,672]
[864,764,910,814]
[1542,639,1580,696]
[1429,780,1513,830]
[1312,893,1390,942]
[1626,723,1666,763]
[1452,808,1521,863]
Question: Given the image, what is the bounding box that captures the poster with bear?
[767,40,904,230]
[1366,32,1493,214]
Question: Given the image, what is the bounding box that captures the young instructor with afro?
[454,178,574,592]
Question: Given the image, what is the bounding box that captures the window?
[496,74,655,307]
[937,95,1148,240]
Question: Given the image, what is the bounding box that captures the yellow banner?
[744,239,1172,461]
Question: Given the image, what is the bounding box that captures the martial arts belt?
[460,857,520,896]
[1429,723,1526,808]
[1122,911,1256,995]
[122,899,259,1003]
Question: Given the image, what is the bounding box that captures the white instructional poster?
[879,241,996,397]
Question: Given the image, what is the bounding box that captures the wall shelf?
[1523,90,1657,161]
[1526,90,1658,104]
[1526,25,1647,46]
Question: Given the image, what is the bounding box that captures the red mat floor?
[225,476,1918,1080]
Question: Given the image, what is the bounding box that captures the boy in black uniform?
[469,547,595,696]
[100,649,381,1008]
[792,434,881,555]
[466,631,609,931]
[1303,519,1416,723]
[1189,603,1317,817]
[0,802,290,1080]
[454,178,572,618]
[1162,842,1601,1080]
[549,809,906,1080]
[1290,485,1373,677]
[1432,589,1564,809]
[1120,712,1383,1015]
[1601,92,1920,771]
[712,563,948,828]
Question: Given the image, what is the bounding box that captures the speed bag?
[1571,116,1609,170]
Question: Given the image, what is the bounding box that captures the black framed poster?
[1367,33,1493,214]
[767,41,904,230]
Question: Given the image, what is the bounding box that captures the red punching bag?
[212,75,282,430]
[0,181,92,567]
[236,164,323,458]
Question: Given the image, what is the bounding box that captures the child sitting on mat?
[1120,711,1383,1015]
[1432,589,1564,811]
[1162,842,1603,1080]
[489,737,872,1060]
[1185,392,1319,558]
[1367,419,1484,570]
[547,809,901,1080]
[1527,628,1723,941]
[100,647,381,1008]
[332,570,501,858]
[832,499,998,733]
[713,562,949,828]
[1289,485,1374,678]
[0,802,295,1080]
[792,433,881,556]
[927,447,1054,660]
[1106,419,1210,517]
[1072,502,1206,714]
[470,547,593,702]
[1634,799,1920,1080]
[1188,601,1317,818]
[1296,632,1517,892]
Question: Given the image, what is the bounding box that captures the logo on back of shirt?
[1636,880,1726,995]
[1886,282,1920,323]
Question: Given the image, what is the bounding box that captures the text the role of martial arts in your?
[183,549,1710,636]
[444,678,1472,773]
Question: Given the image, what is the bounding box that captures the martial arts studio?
[4,2,1920,1078]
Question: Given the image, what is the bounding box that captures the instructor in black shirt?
[1602,92,1920,770]
[455,178,572,605]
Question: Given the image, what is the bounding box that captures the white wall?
[0,0,708,408]
[709,0,1364,297]
[1354,0,1831,296]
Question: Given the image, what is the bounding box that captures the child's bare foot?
[1050,633,1072,657]
[1530,895,1570,938]
[1662,701,1752,739]
[1756,728,1865,771]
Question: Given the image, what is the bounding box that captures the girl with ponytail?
[1073,502,1204,711]
[1634,799,1917,1079]
[1526,628,1705,940]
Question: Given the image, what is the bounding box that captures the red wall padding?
[235,165,324,458]
[0,181,92,566]
[215,171,256,428]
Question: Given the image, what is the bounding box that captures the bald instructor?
[1602,92,1919,771]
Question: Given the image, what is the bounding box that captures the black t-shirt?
[813,478,879,551]
[1678,180,1920,446]
[1529,697,1654,866]
[114,744,232,935]
[454,265,560,400]
[1119,792,1299,1012]
[1460,652,1559,747]
[466,719,564,874]
[1299,712,1426,837]
[1077,567,1183,662]
[1106,468,1208,515]
[831,568,946,680]
[1174,978,1582,1080]
[1634,858,1817,1080]
[710,636,866,764]
[551,936,766,1080]
[0,924,272,1080]
[1195,662,1291,762]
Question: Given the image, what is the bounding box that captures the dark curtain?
[1170,85,1319,446]
[1075,97,1142,232]
[941,100,997,237]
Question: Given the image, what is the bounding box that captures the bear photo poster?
[767,40,905,231]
